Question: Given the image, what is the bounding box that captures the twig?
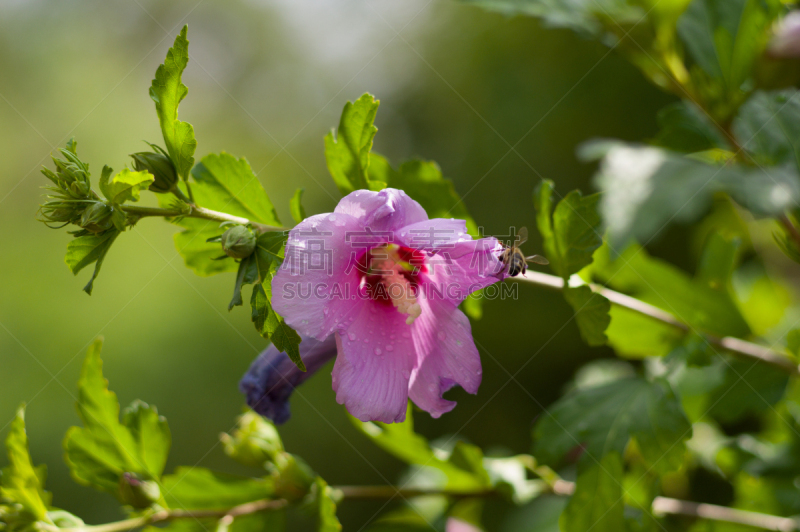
[514,271,800,375]
[42,499,288,532]
[549,480,798,531]
[121,204,287,233]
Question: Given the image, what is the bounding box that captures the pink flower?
[445,518,483,532]
[769,11,800,57]
[272,189,504,423]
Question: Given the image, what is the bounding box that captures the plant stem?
[513,271,800,375]
[548,480,799,531]
[42,499,288,532]
[121,204,287,233]
[42,484,799,532]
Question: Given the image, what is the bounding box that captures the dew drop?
[385,344,394,352]
[323,308,330,315]
[374,348,382,356]
[476,369,483,376]
[348,332,356,341]
[437,331,447,341]
[363,338,369,343]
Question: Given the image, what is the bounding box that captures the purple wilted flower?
[270,188,504,423]
[240,335,338,424]
[769,11,800,57]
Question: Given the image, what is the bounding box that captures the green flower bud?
[221,225,257,259]
[130,151,178,194]
[221,411,284,468]
[80,201,114,233]
[270,453,315,502]
[118,472,161,508]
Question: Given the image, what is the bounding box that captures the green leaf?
[63,339,171,499]
[166,152,281,276]
[677,0,779,95]
[0,405,51,521]
[584,141,800,250]
[350,404,490,491]
[533,377,691,474]
[150,26,196,182]
[606,306,683,359]
[290,188,307,223]
[460,0,645,37]
[325,93,379,195]
[706,358,789,423]
[99,169,154,205]
[65,230,120,295]
[734,89,800,170]
[563,285,611,347]
[654,100,728,152]
[121,400,171,481]
[560,453,624,532]
[191,153,281,227]
[249,231,303,370]
[534,180,602,281]
[590,243,750,338]
[315,477,342,532]
[161,467,274,508]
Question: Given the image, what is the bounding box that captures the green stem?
[513,271,800,376]
[41,484,799,532]
[43,499,288,532]
[121,204,287,233]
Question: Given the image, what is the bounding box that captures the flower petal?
[240,335,338,424]
[408,297,482,418]
[332,303,415,423]
[424,238,505,303]
[395,218,471,251]
[334,189,428,233]
[271,212,367,339]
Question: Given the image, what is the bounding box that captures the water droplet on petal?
[402,331,410,338]
[437,331,447,341]
[348,332,356,341]
[323,308,330,315]
[385,344,394,352]
[476,369,483,376]
[363,338,369,343]
[374,347,382,356]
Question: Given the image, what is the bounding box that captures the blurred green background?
[0,0,675,529]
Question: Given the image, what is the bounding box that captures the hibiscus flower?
[245,188,504,423]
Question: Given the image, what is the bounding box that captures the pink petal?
[446,518,483,532]
[408,297,482,418]
[334,189,428,233]
[332,303,415,423]
[423,238,506,303]
[395,218,471,251]
[271,212,366,339]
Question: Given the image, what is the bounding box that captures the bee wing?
[517,226,528,246]
[526,254,549,265]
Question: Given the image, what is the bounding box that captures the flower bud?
[221,225,257,259]
[130,151,178,193]
[270,453,315,502]
[80,201,114,233]
[769,11,800,57]
[221,411,284,468]
[118,472,161,508]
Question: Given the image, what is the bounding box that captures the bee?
[500,226,549,277]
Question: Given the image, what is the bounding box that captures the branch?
[548,480,799,531]
[513,271,800,376]
[121,204,287,233]
[43,499,288,532]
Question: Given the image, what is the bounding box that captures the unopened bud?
[221,411,284,468]
[80,201,114,233]
[221,225,257,259]
[118,472,161,508]
[130,151,178,193]
[271,453,315,502]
